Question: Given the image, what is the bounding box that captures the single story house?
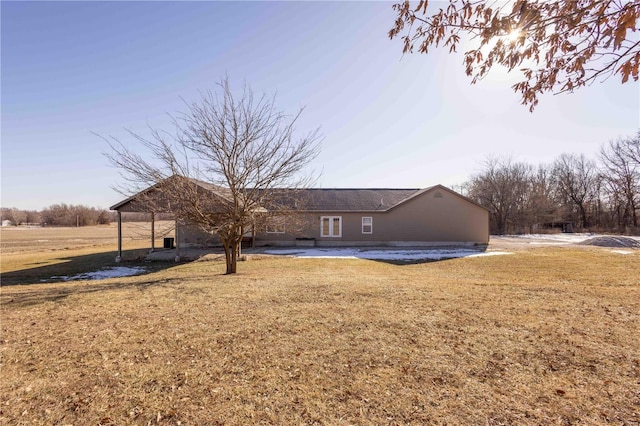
[110,179,489,259]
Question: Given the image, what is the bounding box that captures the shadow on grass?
[0,248,194,307]
[0,248,178,287]
[371,257,460,266]
[0,276,189,308]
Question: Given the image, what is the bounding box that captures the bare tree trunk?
[222,239,232,274]
[221,233,242,274]
[229,241,238,274]
[578,203,589,229]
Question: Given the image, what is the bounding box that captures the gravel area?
[579,236,640,248]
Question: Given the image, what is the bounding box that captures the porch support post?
[174,218,181,262]
[150,212,155,253]
[116,211,122,263]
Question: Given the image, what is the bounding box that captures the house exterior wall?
[178,223,221,247]
[370,188,488,243]
[254,187,489,246]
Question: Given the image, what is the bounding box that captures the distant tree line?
[1,204,114,227]
[0,206,178,227]
[3,132,637,235]
[462,132,640,235]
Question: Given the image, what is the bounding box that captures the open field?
[1,226,639,425]
[0,221,175,255]
[0,222,175,286]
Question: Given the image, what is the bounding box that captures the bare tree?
[600,133,640,230]
[525,164,560,233]
[105,77,321,274]
[621,130,640,165]
[552,153,600,229]
[467,157,532,234]
[39,203,111,227]
[389,0,640,110]
[463,134,639,234]
[0,208,42,226]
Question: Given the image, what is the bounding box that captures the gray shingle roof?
[111,176,479,212]
[300,188,421,211]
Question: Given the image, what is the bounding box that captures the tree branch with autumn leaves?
[389,0,639,111]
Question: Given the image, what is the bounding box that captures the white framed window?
[320,216,342,237]
[265,217,285,234]
[362,217,373,234]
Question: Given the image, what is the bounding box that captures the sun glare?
[506,28,523,43]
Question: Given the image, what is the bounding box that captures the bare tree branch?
[104,77,322,274]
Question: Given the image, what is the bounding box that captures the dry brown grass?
[0,222,173,286]
[1,227,639,425]
[0,221,174,255]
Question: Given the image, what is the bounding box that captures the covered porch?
[110,196,182,263]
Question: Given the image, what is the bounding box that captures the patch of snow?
[610,250,633,255]
[264,248,512,261]
[500,233,596,243]
[467,251,514,257]
[495,233,640,246]
[50,266,146,282]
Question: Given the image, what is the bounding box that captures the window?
[320,216,342,237]
[362,217,373,234]
[265,217,285,234]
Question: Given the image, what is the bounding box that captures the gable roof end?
[385,184,488,212]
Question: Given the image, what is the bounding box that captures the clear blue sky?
[2,1,638,210]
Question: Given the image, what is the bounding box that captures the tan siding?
[179,186,489,247]
[254,189,488,246]
[371,189,488,243]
